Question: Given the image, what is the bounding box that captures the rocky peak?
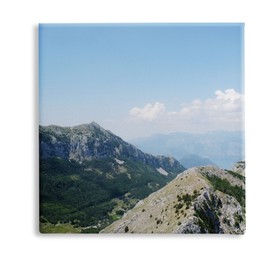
[39,122,185,175]
[232,161,245,176]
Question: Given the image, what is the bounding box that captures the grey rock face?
[39,122,184,174]
[176,216,202,234]
[232,161,245,176]
[102,164,245,234]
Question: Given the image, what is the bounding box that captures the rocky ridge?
[102,162,245,234]
[40,122,184,175]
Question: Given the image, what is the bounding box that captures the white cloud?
[215,89,242,102]
[179,89,243,124]
[129,102,166,121]
[128,89,244,132]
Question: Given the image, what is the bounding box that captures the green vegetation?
[205,175,245,208]
[222,217,231,226]
[194,201,220,233]
[233,213,243,229]
[40,157,172,232]
[115,210,124,216]
[174,191,199,215]
[175,203,184,210]
[81,227,101,233]
[225,170,245,182]
[124,226,129,233]
[40,222,81,233]
[234,220,240,228]
[237,161,245,164]
[110,214,121,221]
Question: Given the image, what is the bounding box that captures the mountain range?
[130,131,244,169]
[39,122,245,234]
[179,154,216,169]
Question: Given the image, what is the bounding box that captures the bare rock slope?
[39,122,184,174]
[102,162,245,234]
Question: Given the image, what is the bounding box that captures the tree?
[124,226,129,233]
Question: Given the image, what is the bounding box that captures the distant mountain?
[130,131,244,169]
[39,122,185,233]
[102,161,245,234]
[179,154,216,169]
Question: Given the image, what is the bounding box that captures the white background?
[0,0,275,259]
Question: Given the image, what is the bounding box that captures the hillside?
[102,161,245,234]
[39,122,185,233]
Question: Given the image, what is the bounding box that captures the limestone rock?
[102,164,246,234]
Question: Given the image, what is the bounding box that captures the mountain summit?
[40,122,183,173]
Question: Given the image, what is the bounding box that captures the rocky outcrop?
[232,161,245,176]
[39,122,184,175]
[101,164,246,234]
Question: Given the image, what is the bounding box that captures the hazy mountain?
[130,131,244,169]
[102,161,245,234]
[179,154,216,169]
[39,122,185,233]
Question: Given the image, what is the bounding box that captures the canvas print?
[39,24,245,234]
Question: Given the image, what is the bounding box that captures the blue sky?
[39,24,244,139]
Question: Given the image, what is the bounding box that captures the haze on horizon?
[39,24,244,140]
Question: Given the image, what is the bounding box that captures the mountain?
[179,154,216,169]
[39,122,185,233]
[130,131,244,169]
[102,161,245,234]
[40,122,184,173]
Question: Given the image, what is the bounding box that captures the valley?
[39,122,184,233]
[39,122,245,234]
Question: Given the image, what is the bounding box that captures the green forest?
[40,157,173,233]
